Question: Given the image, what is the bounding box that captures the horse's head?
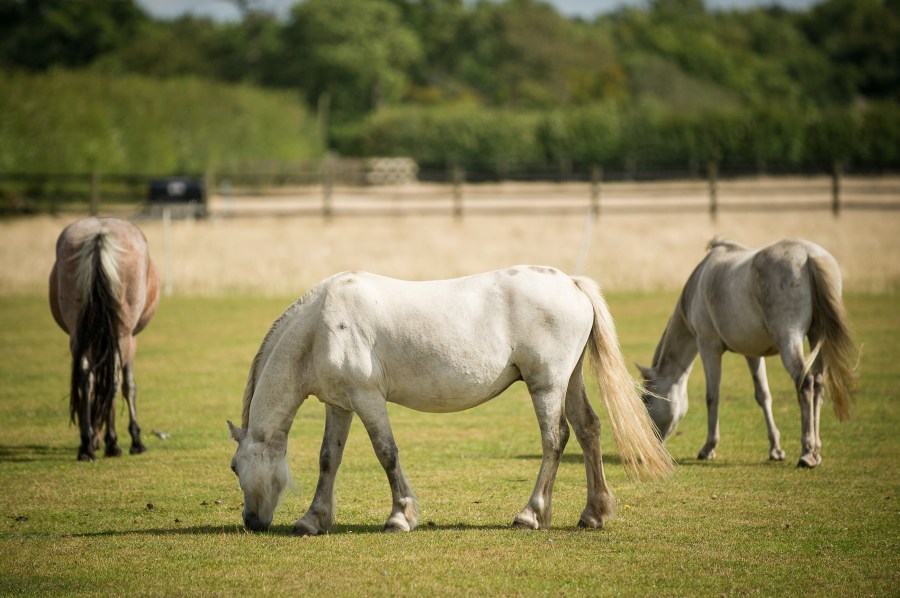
[637,364,688,442]
[228,420,291,532]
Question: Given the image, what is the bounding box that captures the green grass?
[0,293,897,596]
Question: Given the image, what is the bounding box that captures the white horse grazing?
[640,239,856,468]
[229,266,672,534]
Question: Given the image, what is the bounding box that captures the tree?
[0,0,147,71]
[278,0,422,117]
[800,0,900,100]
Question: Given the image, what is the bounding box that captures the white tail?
[572,277,674,480]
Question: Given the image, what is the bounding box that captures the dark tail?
[70,232,123,431]
[806,255,857,421]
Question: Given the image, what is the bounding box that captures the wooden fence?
[2,161,899,219]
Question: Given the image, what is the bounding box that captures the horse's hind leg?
[745,356,785,461]
[778,336,819,468]
[513,381,569,530]
[565,365,614,529]
[354,393,419,532]
[294,405,354,536]
[122,356,146,455]
[808,331,825,466]
[103,397,122,457]
[77,365,96,462]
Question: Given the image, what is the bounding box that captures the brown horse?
[49,217,160,461]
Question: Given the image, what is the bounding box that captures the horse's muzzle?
[243,512,270,532]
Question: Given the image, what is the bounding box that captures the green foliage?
[800,0,900,100]
[338,105,544,169]
[0,0,147,71]
[277,0,423,116]
[1,0,898,172]
[0,70,323,174]
[341,100,893,174]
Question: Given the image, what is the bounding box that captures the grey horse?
[640,239,856,468]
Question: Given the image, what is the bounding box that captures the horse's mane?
[652,243,715,370]
[241,284,323,428]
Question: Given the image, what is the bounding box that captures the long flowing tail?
[70,231,123,430]
[572,277,674,480]
[806,255,857,421]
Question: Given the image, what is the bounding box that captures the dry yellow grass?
[2,180,898,296]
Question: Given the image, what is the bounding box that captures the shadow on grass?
[71,521,522,538]
[0,444,72,463]
[515,452,623,465]
[517,451,790,469]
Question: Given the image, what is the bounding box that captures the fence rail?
[2,161,899,219]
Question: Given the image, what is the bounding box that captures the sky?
[136,0,823,22]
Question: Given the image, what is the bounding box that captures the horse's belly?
[385,364,521,413]
[719,325,779,357]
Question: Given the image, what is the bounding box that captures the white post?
[574,207,595,275]
[163,206,174,296]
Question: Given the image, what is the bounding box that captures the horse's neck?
[247,343,309,442]
[653,308,698,384]
[244,300,317,440]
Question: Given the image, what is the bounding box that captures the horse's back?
[306,266,594,411]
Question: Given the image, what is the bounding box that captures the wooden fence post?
[559,156,572,182]
[707,161,718,221]
[831,161,842,217]
[590,165,602,220]
[202,167,213,218]
[90,170,100,216]
[322,156,334,219]
[451,161,464,219]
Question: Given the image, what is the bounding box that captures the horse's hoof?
[577,516,604,530]
[105,445,122,458]
[769,449,786,461]
[383,514,412,533]
[697,449,716,460]
[77,451,94,462]
[292,523,321,537]
[796,455,818,468]
[130,443,147,455]
[383,525,406,533]
[512,512,540,530]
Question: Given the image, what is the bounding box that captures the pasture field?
[0,291,897,596]
[2,209,899,296]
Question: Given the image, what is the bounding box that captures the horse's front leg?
[354,394,419,532]
[293,405,354,536]
[513,384,568,530]
[697,343,724,460]
[745,356,785,461]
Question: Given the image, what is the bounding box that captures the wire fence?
[2,159,898,219]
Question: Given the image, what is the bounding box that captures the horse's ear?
[636,363,653,380]
[227,420,244,443]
